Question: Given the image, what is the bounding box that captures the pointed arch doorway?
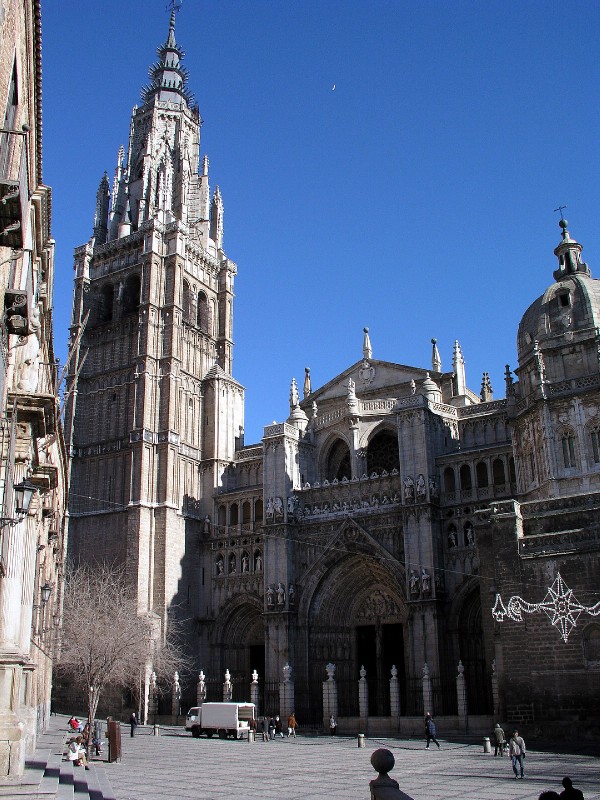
[213,600,264,699]
[303,548,407,719]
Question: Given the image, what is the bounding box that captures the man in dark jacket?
[425,713,440,749]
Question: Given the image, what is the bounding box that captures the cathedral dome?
[517,223,600,366]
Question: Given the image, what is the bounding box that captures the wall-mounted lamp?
[40,582,52,605]
[1,479,37,526]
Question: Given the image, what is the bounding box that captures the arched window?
[590,427,600,464]
[217,506,226,528]
[242,501,251,525]
[508,456,516,484]
[99,284,114,322]
[476,462,488,489]
[255,498,263,524]
[444,467,456,493]
[123,274,141,314]
[182,280,191,322]
[561,431,577,468]
[197,291,210,332]
[459,464,472,491]
[229,503,239,526]
[492,458,506,485]
[326,439,351,481]
[366,430,399,475]
[583,624,600,664]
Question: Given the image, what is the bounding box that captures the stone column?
[197,670,206,706]
[250,669,260,715]
[279,663,294,719]
[456,661,467,731]
[223,669,232,702]
[390,665,400,718]
[148,671,158,722]
[491,659,499,717]
[358,665,369,721]
[322,663,338,728]
[171,671,181,718]
[422,663,433,715]
[142,661,152,724]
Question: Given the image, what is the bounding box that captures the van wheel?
[218,729,227,739]
[191,727,200,738]
[206,731,213,738]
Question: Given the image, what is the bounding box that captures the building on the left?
[0,0,67,780]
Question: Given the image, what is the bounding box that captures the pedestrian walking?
[130,712,138,737]
[260,716,269,742]
[509,729,526,779]
[287,712,297,738]
[493,722,506,756]
[329,714,337,736]
[268,716,276,740]
[560,777,585,800]
[424,712,440,749]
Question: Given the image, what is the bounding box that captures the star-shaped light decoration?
[492,572,600,643]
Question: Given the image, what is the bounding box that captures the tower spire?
[431,338,442,372]
[553,218,590,281]
[452,340,466,396]
[362,327,372,360]
[141,5,193,107]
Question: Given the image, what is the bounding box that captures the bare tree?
[58,564,188,745]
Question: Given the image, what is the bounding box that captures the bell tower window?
[561,432,577,469]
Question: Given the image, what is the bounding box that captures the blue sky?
[42,1,600,444]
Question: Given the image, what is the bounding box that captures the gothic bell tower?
[63,10,243,646]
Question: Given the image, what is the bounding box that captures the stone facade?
[0,0,67,779]
[65,15,600,736]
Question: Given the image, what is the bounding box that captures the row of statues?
[216,550,263,576]
[266,582,295,608]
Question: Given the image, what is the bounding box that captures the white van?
[185,702,255,739]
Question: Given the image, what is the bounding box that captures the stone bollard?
[369,749,415,800]
[358,733,365,748]
[153,724,160,736]
[248,730,255,743]
[483,736,491,753]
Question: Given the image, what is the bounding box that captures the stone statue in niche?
[448,529,457,548]
[409,570,420,595]
[416,474,426,500]
[428,476,438,498]
[403,476,415,502]
[276,582,286,605]
[266,497,274,520]
[229,554,236,574]
[421,569,431,594]
[288,584,295,606]
[254,552,263,571]
[216,558,224,575]
[273,497,284,519]
[266,585,275,606]
[241,554,249,573]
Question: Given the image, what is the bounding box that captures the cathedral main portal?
[302,547,407,720]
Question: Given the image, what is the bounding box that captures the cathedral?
[64,13,600,736]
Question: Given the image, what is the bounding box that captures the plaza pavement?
[6,715,600,800]
[110,724,599,800]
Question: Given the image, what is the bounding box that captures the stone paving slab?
[103,726,600,800]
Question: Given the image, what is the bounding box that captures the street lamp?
[13,479,37,516]
[1,478,37,525]
[40,582,52,605]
